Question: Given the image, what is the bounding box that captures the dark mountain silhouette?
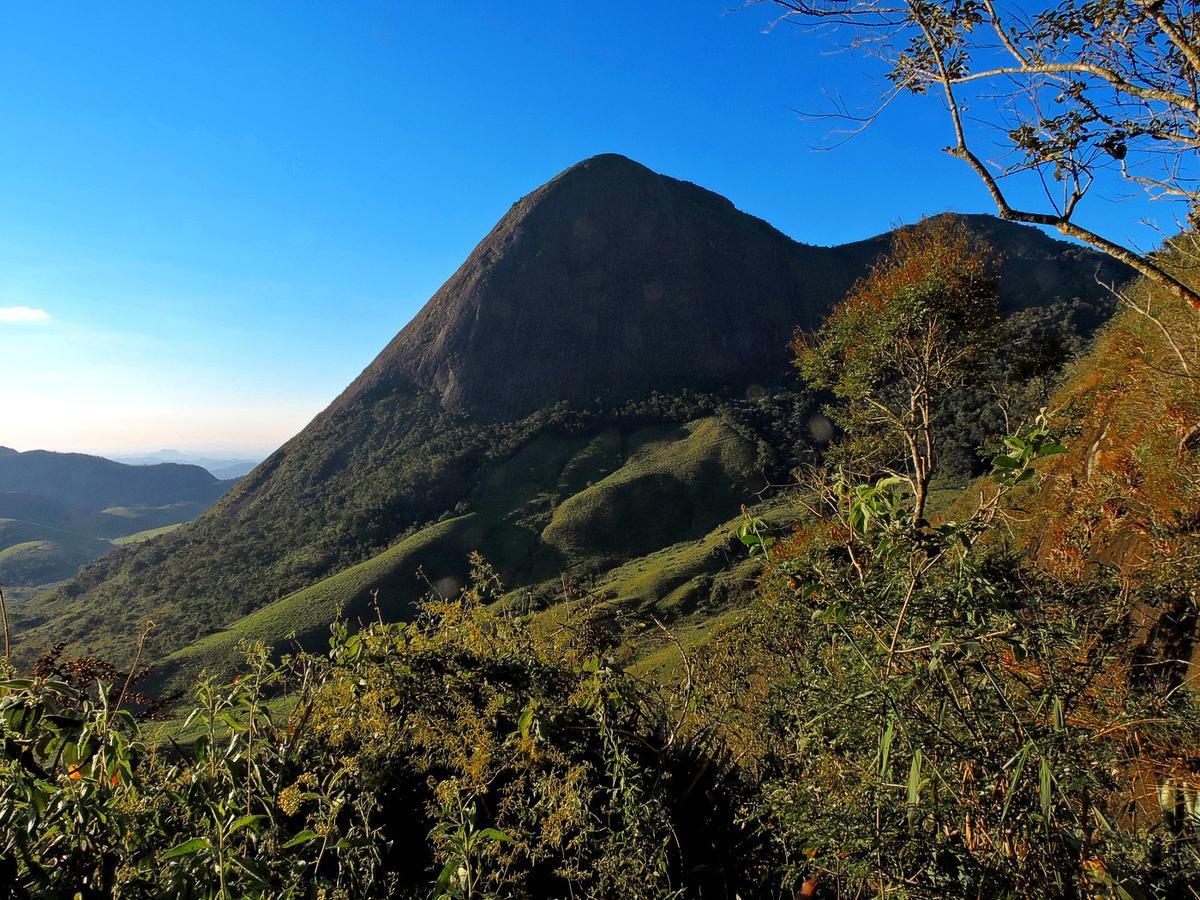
[335,154,1127,422]
[0,449,230,511]
[21,154,1132,665]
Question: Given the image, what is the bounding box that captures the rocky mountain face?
[331,153,1127,422]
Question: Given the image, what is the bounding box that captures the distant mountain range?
[15,154,1133,676]
[0,447,235,595]
[113,450,261,480]
[0,448,230,509]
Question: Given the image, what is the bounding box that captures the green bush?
[697,433,1200,897]
[0,558,759,898]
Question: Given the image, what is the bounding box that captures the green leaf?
[879,718,895,777]
[476,827,514,843]
[229,814,267,835]
[907,749,923,826]
[435,859,457,895]
[999,743,1031,825]
[281,829,320,849]
[517,702,536,740]
[162,837,211,859]
[1039,758,1052,820]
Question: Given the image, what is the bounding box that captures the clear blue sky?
[0,1,1168,456]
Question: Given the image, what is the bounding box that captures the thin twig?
[651,616,695,750]
[0,584,10,663]
[111,620,155,720]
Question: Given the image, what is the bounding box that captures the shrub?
[0,558,758,898]
[698,430,1200,897]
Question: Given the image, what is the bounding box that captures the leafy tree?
[754,0,1200,313]
[796,217,999,521]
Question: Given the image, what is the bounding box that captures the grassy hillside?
[146,490,798,699]
[21,385,779,667]
[541,418,758,562]
[143,416,767,694]
[145,515,480,695]
[0,519,113,587]
[111,523,185,545]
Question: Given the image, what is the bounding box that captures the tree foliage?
[698,423,1200,897]
[796,217,1000,520]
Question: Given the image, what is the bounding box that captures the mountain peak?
[327,159,1130,424]
[558,152,647,173]
[532,153,736,216]
[331,155,816,421]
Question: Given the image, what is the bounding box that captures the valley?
[0,447,236,621]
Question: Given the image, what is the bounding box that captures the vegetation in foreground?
[1,565,760,899]
[4,421,1199,897]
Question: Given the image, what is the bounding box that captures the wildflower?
[278,784,303,816]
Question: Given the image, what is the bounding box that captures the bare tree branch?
[751,0,1200,313]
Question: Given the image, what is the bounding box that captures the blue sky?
[0,1,1172,456]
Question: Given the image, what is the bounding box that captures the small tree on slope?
[796,216,999,523]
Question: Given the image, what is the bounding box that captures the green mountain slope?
[144,416,764,693]
[0,519,113,587]
[540,418,757,561]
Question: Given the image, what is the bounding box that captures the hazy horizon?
[2,440,280,459]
